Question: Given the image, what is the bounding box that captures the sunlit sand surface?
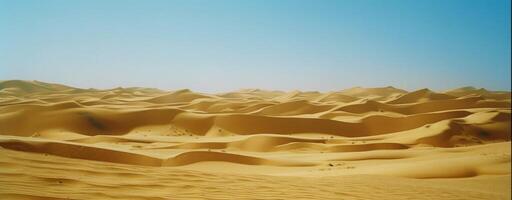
[0,80,510,199]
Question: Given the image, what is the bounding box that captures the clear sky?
[1,0,510,92]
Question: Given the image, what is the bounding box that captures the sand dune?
[446,86,512,100]
[0,80,510,199]
[386,88,456,104]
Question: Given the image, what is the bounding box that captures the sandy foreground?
[0,80,510,200]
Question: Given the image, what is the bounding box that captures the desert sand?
[0,80,510,200]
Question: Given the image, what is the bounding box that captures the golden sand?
[0,80,510,199]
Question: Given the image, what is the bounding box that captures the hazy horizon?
[1,0,511,93]
[2,79,510,94]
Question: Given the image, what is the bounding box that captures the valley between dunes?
[0,80,510,200]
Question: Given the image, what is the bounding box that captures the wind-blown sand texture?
[0,80,510,200]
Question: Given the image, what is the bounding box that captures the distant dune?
[0,80,510,200]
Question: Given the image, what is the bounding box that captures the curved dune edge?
[0,139,163,166]
[0,140,509,179]
[129,135,411,153]
[163,151,315,167]
[0,136,408,166]
[0,138,314,167]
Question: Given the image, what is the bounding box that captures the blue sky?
[0,0,510,92]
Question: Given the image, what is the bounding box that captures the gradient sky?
[0,0,510,92]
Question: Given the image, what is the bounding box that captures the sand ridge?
[0,80,510,199]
